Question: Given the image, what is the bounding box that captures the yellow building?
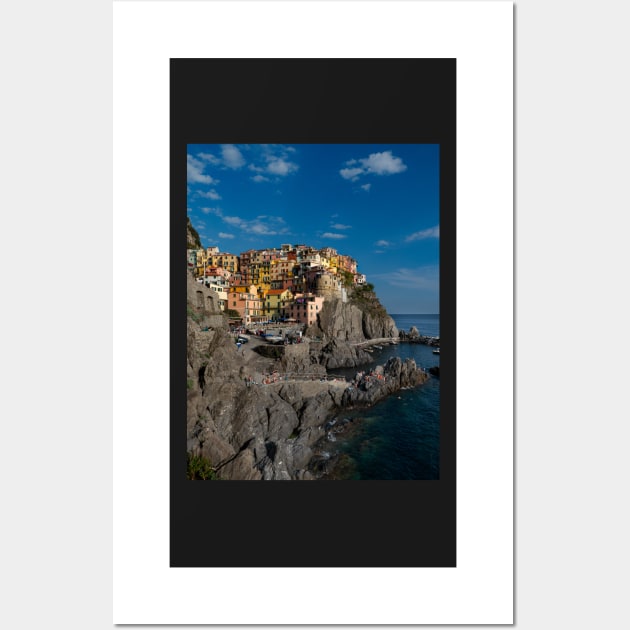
[256,280,272,297]
[207,252,239,274]
[264,289,294,320]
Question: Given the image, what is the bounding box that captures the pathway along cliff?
[186,274,432,480]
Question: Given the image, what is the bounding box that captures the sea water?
[324,314,440,480]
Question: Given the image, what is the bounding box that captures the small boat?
[373,345,383,350]
[432,348,440,354]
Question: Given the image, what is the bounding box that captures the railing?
[245,372,349,386]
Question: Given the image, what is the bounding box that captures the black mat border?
[170,59,456,567]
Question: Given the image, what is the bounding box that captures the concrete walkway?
[351,337,399,347]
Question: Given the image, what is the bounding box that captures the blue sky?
[187,144,439,314]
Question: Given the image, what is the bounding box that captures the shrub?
[186,453,218,480]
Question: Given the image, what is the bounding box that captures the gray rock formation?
[187,216,202,249]
[186,272,427,481]
[279,342,326,377]
[341,357,429,407]
[306,297,398,368]
[362,307,399,339]
[398,325,440,346]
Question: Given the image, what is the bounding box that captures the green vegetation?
[187,378,194,390]
[340,270,355,289]
[187,304,203,323]
[186,453,218,480]
[187,217,202,249]
[225,309,240,318]
[355,282,375,294]
[350,283,388,318]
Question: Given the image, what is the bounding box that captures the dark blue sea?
[324,314,440,480]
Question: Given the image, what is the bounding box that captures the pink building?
[281,293,325,327]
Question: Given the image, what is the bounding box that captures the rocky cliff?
[186,273,332,479]
[398,325,440,347]
[187,216,202,249]
[186,274,427,480]
[341,357,429,407]
[306,287,399,368]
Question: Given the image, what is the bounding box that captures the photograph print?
[186,143,441,480]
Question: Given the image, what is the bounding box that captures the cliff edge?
[306,285,399,368]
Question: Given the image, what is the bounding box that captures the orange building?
[226,287,264,325]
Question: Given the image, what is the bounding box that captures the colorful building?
[264,288,294,320]
[226,287,264,325]
[281,293,325,327]
[207,283,228,311]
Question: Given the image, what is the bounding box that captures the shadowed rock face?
[306,298,398,368]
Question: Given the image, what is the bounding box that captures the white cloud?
[223,216,244,226]
[250,224,275,235]
[198,189,221,200]
[266,158,298,176]
[375,240,390,247]
[339,150,407,183]
[361,183,372,192]
[197,152,220,165]
[247,145,299,179]
[247,217,290,236]
[372,266,439,290]
[330,223,352,230]
[187,154,217,184]
[220,144,246,169]
[340,167,363,181]
[251,174,270,183]
[206,210,289,237]
[321,232,347,239]
[405,225,440,241]
[200,207,222,216]
[360,151,407,175]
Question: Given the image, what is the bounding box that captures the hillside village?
[184,219,434,480]
[187,235,368,328]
